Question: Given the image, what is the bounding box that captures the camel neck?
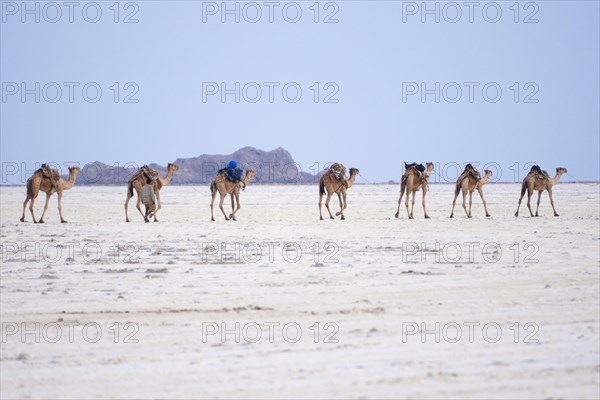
[63,172,78,189]
[346,174,357,188]
[550,173,563,186]
[161,169,174,185]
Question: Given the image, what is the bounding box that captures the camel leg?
[548,188,559,216]
[134,193,147,222]
[461,191,468,218]
[153,191,161,222]
[449,192,459,218]
[21,196,30,222]
[124,190,132,222]
[219,194,229,221]
[229,194,235,219]
[515,184,527,217]
[535,191,542,217]
[526,190,534,217]
[395,188,405,218]
[422,188,430,219]
[405,191,411,219]
[335,190,347,217]
[318,192,324,220]
[409,192,416,219]
[337,192,345,220]
[324,192,335,219]
[230,193,240,221]
[57,191,68,223]
[28,193,39,223]
[478,188,490,217]
[210,189,217,221]
[467,191,473,218]
[38,192,52,223]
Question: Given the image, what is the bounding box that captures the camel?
[210,169,257,221]
[450,166,493,218]
[20,166,81,223]
[318,165,359,220]
[515,166,567,217]
[394,162,434,219]
[124,163,179,222]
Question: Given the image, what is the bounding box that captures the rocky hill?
[77,147,318,185]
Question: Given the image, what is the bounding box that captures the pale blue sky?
[1,1,599,184]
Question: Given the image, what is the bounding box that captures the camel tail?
[210,181,217,194]
[520,181,527,197]
[26,177,33,196]
[319,178,325,196]
[455,180,462,196]
[127,181,134,197]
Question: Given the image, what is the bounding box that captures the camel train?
[18,162,567,223]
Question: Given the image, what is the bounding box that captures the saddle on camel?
[131,165,159,183]
[218,160,245,187]
[37,163,61,189]
[329,162,348,188]
[402,162,426,182]
[462,163,481,181]
[530,164,550,180]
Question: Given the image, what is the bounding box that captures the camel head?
[483,169,493,178]
[244,169,257,181]
[167,163,179,172]
[68,166,81,175]
[556,167,567,175]
[425,162,434,172]
[349,168,359,176]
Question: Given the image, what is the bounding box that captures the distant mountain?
[78,147,318,185]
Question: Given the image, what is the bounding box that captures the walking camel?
[318,164,359,220]
[124,163,179,222]
[20,165,81,223]
[210,169,257,221]
[395,162,434,219]
[515,166,567,217]
[450,166,493,218]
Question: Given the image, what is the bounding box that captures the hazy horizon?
[0,144,593,185]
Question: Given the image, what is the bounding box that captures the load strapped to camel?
[328,163,347,187]
[530,165,550,180]
[402,162,427,184]
[404,162,425,173]
[34,163,61,189]
[463,163,481,181]
[130,165,159,183]
[141,182,156,206]
[219,161,244,182]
